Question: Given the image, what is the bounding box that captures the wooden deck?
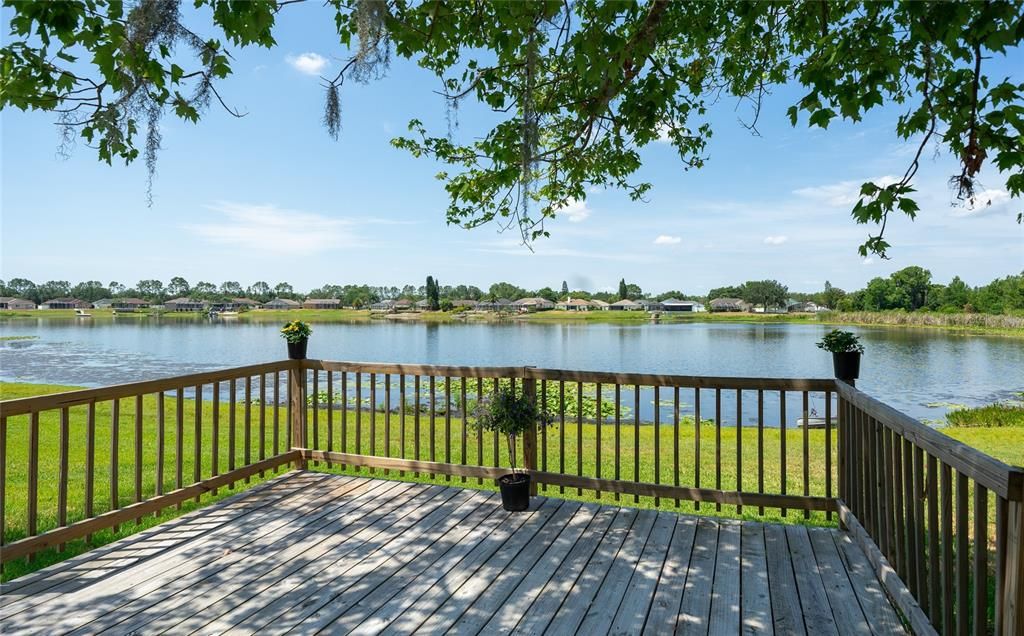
[0,471,906,635]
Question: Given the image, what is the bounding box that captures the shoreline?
[1,307,1021,337]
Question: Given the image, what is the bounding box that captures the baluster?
[444,375,451,481]
[476,377,483,484]
[370,372,377,473]
[59,407,70,535]
[715,388,722,512]
[595,382,601,499]
[576,381,582,496]
[356,372,363,466]
[228,381,236,482]
[893,430,906,578]
[385,373,392,476]
[780,389,787,516]
[694,388,701,511]
[111,399,120,527]
[312,370,319,464]
[940,463,954,634]
[212,383,220,494]
[737,389,743,514]
[614,383,620,501]
[397,374,407,475]
[259,373,266,474]
[27,412,39,540]
[634,385,640,503]
[133,396,142,521]
[558,380,565,493]
[274,370,281,458]
[802,391,808,519]
[673,386,680,508]
[429,375,436,478]
[194,384,202,497]
[825,390,832,521]
[342,371,348,470]
[654,385,661,507]
[927,454,940,620]
[326,371,334,467]
[243,377,251,482]
[758,389,765,515]
[913,446,926,605]
[957,471,969,635]
[413,375,420,476]
[539,379,546,491]
[973,485,988,635]
[0,416,5,552]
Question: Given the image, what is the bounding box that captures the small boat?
[75,309,92,318]
[797,417,828,429]
[218,311,239,317]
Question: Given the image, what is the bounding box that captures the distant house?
[608,299,642,311]
[414,299,432,310]
[164,297,208,312]
[637,299,664,311]
[112,298,149,312]
[660,298,706,312]
[303,298,341,310]
[92,298,115,309]
[263,298,301,310]
[369,300,396,311]
[0,297,36,310]
[788,301,825,313]
[511,297,555,312]
[452,299,479,309]
[39,298,92,310]
[709,297,750,312]
[556,298,593,311]
[476,298,513,312]
[589,299,610,311]
[229,297,262,310]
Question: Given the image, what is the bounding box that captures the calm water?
[1,318,1021,425]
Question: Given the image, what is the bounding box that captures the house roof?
[393,299,413,307]
[610,299,641,307]
[0,297,33,304]
[115,298,148,305]
[303,298,340,305]
[512,297,553,306]
[231,297,261,305]
[166,297,204,304]
[43,297,84,304]
[589,299,610,307]
[660,298,701,306]
[560,298,592,306]
[265,298,301,306]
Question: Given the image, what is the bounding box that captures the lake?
[2,317,1021,426]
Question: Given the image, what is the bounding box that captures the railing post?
[522,369,538,496]
[289,361,307,470]
[1003,498,1024,635]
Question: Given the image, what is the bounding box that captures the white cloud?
[558,198,591,223]
[763,235,788,245]
[951,188,1014,217]
[793,175,899,207]
[653,235,682,245]
[862,257,874,265]
[186,202,356,254]
[285,52,329,76]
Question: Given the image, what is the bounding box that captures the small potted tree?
[474,386,551,511]
[281,320,312,359]
[817,329,864,382]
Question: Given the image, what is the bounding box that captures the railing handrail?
[0,360,295,417]
[303,358,836,391]
[834,380,1024,501]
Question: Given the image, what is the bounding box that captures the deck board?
[1,472,907,635]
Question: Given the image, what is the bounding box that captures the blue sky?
[2,3,1022,296]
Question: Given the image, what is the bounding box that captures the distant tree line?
[1,268,1021,314]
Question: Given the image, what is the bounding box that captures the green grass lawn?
[2,381,1021,585]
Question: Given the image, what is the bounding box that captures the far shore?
[1,307,1021,337]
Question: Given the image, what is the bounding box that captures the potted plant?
[281,320,312,359]
[816,329,864,382]
[473,386,551,511]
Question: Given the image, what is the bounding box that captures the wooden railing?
[0,361,299,563]
[1,358,1020,635]
[295,360,839,516]
[836,381,1024,636]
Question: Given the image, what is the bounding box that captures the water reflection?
[1,318,1021,423]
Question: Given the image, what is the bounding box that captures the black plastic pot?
[832,351,861,382]
[287,339,308,360]
[497,473,531,511]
